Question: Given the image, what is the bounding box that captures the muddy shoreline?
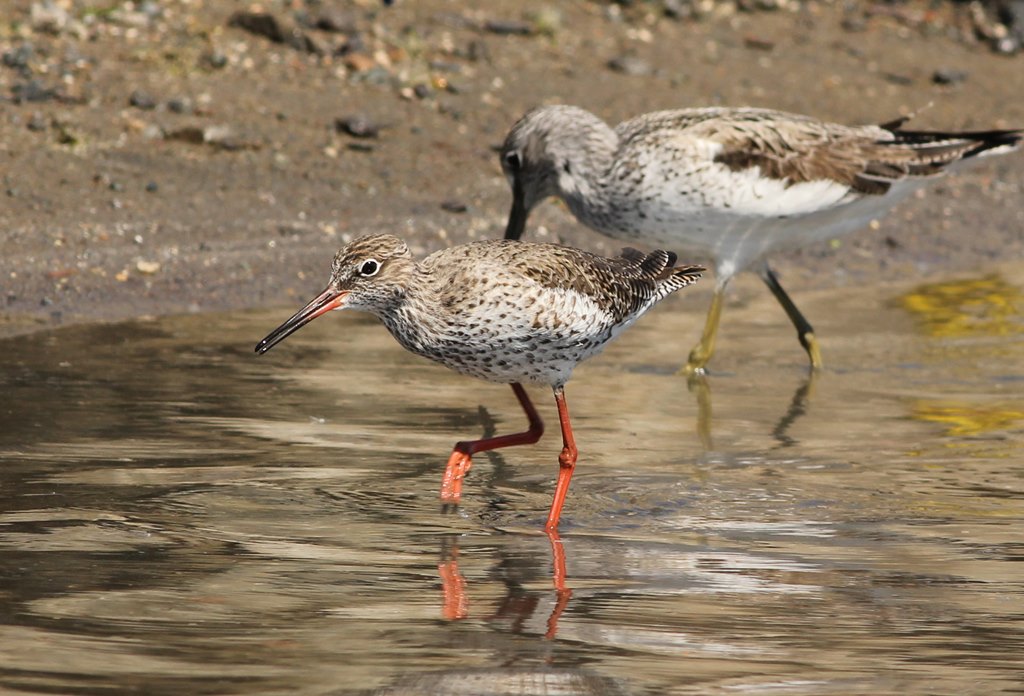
[2,0,1022,339]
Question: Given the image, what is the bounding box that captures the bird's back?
[389,241,702,385]
[599,107,1021,273]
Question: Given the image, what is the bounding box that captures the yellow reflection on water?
[911,400,1024,437]
[899,275,1022,338]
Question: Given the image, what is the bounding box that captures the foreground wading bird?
[500,105,1022,374]
[255,234,703,530]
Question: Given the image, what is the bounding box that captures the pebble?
[336,114,382,138]
[27,112,48,131]
[662,0,692,20]
[129,89,157,110]
[227,11,323,54]
[607,55,652,76]
[343,52,376,73]
[167,96,193,114]
[484,19,533,36]
[2,43,34,70]
[201,52,228,69]
[440,200,468,213]
[12,79,57,103]
[315,10,358,34]
[932,68,968,85]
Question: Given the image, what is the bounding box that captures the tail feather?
[884,125,1023,162]
[620,247,680,279]
[618,246,703,294]
[853,121,1021,194]
[663,262,705,290]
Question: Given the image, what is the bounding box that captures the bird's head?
[255,234,414,354]
[500,105,612,241]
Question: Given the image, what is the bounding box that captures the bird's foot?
[678,360,708,378]
[802,331,823,371]
[441,450,473,502]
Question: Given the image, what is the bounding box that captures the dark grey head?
[256,234,415,354]
[500,105,615,241]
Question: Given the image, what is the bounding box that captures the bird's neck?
[374,270,446,356]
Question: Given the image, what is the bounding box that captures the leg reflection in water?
[690,371,818,451]
[437,531,573,640]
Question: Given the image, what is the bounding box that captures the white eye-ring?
[358,258,381,277]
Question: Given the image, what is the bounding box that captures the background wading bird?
[500,104,1022,374]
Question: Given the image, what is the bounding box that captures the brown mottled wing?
[496,242,701,318]
[685,115,899,194]
[626,108,1021,197]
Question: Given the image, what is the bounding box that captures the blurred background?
[2,0,1022,336]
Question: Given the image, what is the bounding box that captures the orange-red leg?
[544,385,578,531]
[440,383,544,502]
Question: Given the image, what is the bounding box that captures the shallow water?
[1,266,1022,695]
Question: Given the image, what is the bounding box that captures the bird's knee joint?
[558,448,577,468]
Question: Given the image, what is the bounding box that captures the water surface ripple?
[1,270,1022,695]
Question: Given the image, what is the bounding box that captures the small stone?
[12,79,57,103]
[167,96,193,114]
[228,11,286,42]
[31,1,70,34]
[315,10,358,33]
[441,200,468,213]
[841,15,867,32]
[413,83,431,99]
[662,0,691,20]
[145,182,158,193]
[2,43,34,69]
[607,55,652,76]
[202,52,228,70]
[883,72,914,86]
[466,40,489,63]
[932,68,968,85]
[332,32,365,57]
[343,52,376,72]
[227,11,322,54]
[335,114,382,138]
[743,35,775,51]
[136,260,161,274]
[27,112,47,131]
[129,89,157,110]
[484,19,533,36]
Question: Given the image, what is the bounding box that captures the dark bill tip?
[255,288,347,355]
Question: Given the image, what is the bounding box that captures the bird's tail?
[882,124,1022,164]
[665,263,705,289]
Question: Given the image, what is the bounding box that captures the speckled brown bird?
[500,105,1022,374]
[256,233,704,530]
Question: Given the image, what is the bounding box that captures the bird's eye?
[504,151,521,171]
[358,259,380,277]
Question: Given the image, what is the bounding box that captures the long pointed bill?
[504,177,528,241]
[255,287,348,355]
